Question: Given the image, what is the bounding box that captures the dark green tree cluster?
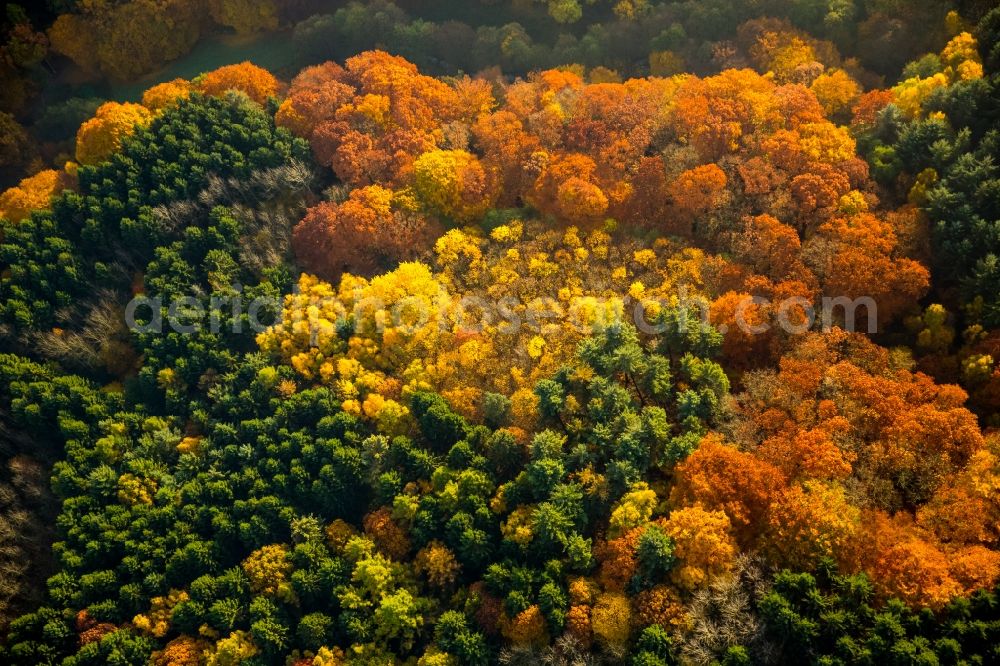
[0,92,319,644]
[0,354,113,631]
[0,92,313,376]
[1,356,368,664]
[537,310,728,480]
[662,557,1000,665]
[758,563,1000,665]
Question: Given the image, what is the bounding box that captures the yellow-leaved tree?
[197,62,282,105]
[413,149,497,223]
[0,170,70,222]
[75,102,153,166]
[141,79,193,112]
[663,506,738,592]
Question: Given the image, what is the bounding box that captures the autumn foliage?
[0,169,70,223]
[279,52,929,362]
[292,185,442,282]
[196,62,282,105]
[672,330,1000,607]
[75,101,153,165]
[3,6,1000,666]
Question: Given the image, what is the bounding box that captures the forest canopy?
[0,2,999,665]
